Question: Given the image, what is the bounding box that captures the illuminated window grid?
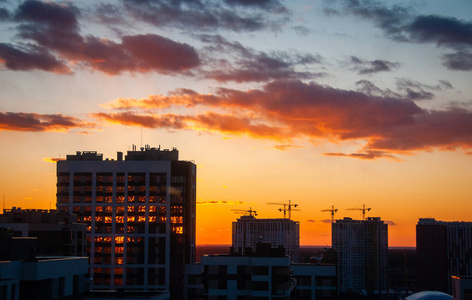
[63,171,170,291]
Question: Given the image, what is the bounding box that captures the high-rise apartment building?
[417,218,472,293]
[56,145,196,298]
[332,217,388,293]
[232,215,300,262]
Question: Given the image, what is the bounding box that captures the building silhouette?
[332,217,388,293]
[0,227,89,300]
[417,218,472,293]
[56,145,196,298]
[232,215,300,262]
[0,207,86,256]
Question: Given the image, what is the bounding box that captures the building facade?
[417,218,472,293]
[195,243,293,300]
[232,215,300,262]
[0,229,88,300]
[332,217,388,293]
[0,207,86,256]
[56,146,196,298]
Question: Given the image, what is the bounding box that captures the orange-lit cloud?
[0,112,95,132]
[43,157,65,163]
[272,144,304,151]
[306,219,316,223]
[98,80,472,159]
[196,200,244,205]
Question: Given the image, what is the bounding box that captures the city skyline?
[1,0,472,247]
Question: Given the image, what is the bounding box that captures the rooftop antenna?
[321,205,338,223]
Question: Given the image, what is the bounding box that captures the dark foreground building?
[332,217,388,293]
[417,218,472,293]
[56,145,196,299]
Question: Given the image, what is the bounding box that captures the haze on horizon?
[0,0,471,247]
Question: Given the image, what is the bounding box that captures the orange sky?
[1,0,472,247]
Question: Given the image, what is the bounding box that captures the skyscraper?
[232,215,300,262]
[56,145,196,298]
[332,217,388,293]
[417,218,472,293]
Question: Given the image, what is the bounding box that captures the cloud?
[97,79,472,159]
[196,200,244,205]
[326,0,472,71]
[324,150,401,161]
[0,112,95,132]
[121,0,289,33]
[306,219,316,223]
[43,157,65,163]
[356,78,453,101]
[442,51,472,71]
[272,144,304,151]
[1,1,200,75]
[320,219,332,224]
[348,56,401,75]
[0,43,71,73]
[385,220,397,226]
[198,34,324,82]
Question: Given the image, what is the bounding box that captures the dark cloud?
[0,112,95,132]
[320,219,332,224]
[0,1,200,74]
[306,219,316,223]
[326,0,472,71]
[292,25,310,36]
[122,0,288,32]
[0,7,11,21]
[356,78,453,101]
[349,56,400,75]
[442,51,472,71]
[0,43,70,73]
[100,79,472,158]
[407,15,472,48]
[199,34,324,82]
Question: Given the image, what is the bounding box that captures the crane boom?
[231,207,257,217]
[321,205,338,223]
[267,200,299,219]
[347,204,371,220]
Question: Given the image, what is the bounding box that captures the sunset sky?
[1,0,471,247]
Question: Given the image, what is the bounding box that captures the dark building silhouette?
[232,215,300,262]
[0,207,86,256]
[417,218,472,293]
[0,227,88,300]
[332,217,388,293]
[56,145,196,299]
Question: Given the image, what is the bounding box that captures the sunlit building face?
[56,147,196,297]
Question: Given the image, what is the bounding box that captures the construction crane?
[321,205,338,223]
[347,204,371,220]
[231,207,257,217]
[266,200,300,219]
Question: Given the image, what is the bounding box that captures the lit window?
[173,226,183,234]
[138,206,146,213]
[138,216,146,222]
[105,216,112,223]
[127,216,135,222]
[115,237,124,244]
